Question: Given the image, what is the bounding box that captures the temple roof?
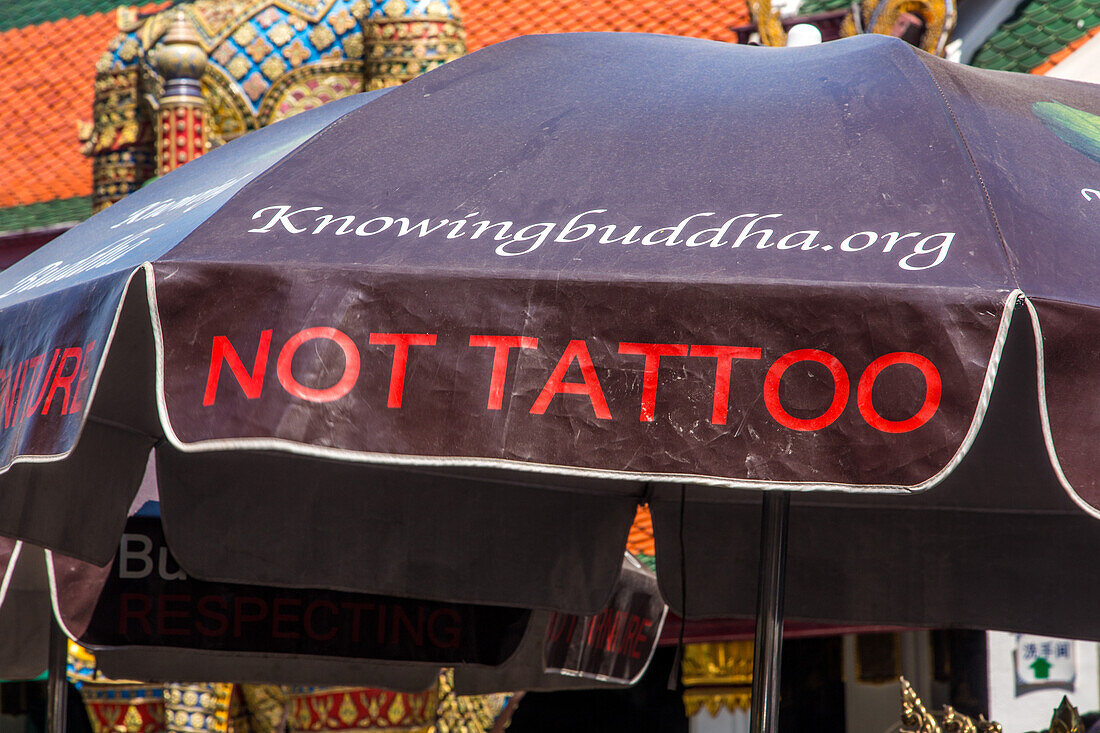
[628,505,657,572]
[970,0,1100,71]
[0,9,123,215]
[791,0,1100,70]
[0,0,748,236]
[463,0,746,50]
[797,0,849,16]
[0,0,144,31]
[2,0,1097,238]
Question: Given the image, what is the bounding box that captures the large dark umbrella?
[0,478,666,721]
[1,31,1099,732]
[1,529,666,730]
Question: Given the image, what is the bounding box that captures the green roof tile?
[1030,8,1060,24]
[1004,42,1035,58]
[1014,27,1046,43]
[0,0,134,32]
[0,196,91,234]
[1038,30,1073,46]
[798,0,852,15]
[633,553,657,573]
[972,0,1100,72]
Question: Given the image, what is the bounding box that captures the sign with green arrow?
[1015,634,1076,691]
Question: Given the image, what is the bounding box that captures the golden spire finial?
[152,9,207,86]
[1050,696,1085,733]
[150,7,209,173]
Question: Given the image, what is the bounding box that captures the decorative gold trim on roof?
[750,0,787,46]
[682,641,754,687]
[86,0,463,210]
[183,1,343,49]
[123,1,343,58]
[433,669,510,733]
[163,683,233,733]
[681,642,754,719]
[260,60,363,123]
[230,686,287,733]
[901,678,943,733]
[363,16,465,89]
[840,0,956,56]
[1050,697,1085,733]
[901,678,1004,733]
[202,65,254,143]
[943,706,980,733]
[683,689,753,717]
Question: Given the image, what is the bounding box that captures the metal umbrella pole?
[749,491,791,733]
[47,616,68,733]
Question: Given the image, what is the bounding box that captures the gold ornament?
[329,8,357,34]
[1050,697,1086,733]
[268,21,295,46]
[227,53,252,79]
[309,23,337,50]
[246,35,274,62]
[261,53,288,79]
[232,23,258,46]
[750,0,787,46]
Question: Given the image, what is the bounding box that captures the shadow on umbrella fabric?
[0,30,1097,641]
[0,540,50,681]
[1,524,665,692]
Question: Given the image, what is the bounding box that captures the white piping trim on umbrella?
[44,549,79,644]
[0,93,376,479]
[899,287,1021,492]
[0,540,22,610]
[0,267,148,476]
[1025,297,1100,520]
[147,264,1024,496]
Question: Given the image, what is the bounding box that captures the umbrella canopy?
[0,538,50,680]
[2,523,665,692]
[0,31,1098,641]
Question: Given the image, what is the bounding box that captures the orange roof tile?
[0,1,749,214]
[0,13,121,208]
[1031,25,1100,75]
[627,503,655,557]
[464,0,750,51]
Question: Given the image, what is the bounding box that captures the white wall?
[987,632,1100,733]
[1045,34,1100,85]
[689,707,750,733]
[844,632,934,733]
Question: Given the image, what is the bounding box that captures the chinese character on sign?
[1015,635,1077,695]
